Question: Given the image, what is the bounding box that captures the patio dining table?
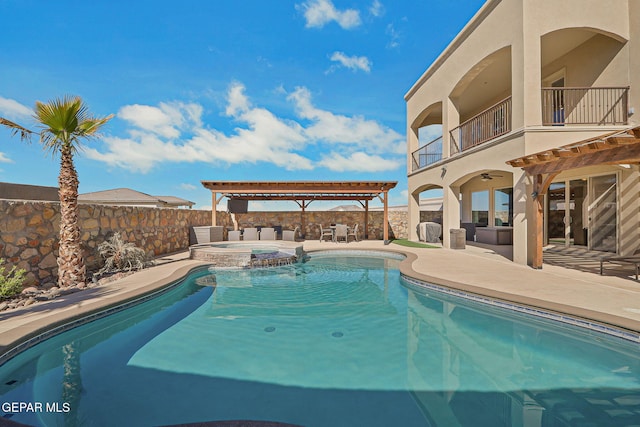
[330,224,351,242]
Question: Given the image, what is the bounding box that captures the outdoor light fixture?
[531,191,538,199]
[441,166,447,178]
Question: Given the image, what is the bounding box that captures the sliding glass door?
[545,175,616,251]
[589,174,617,252]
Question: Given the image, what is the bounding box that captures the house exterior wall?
[406,0,639,266]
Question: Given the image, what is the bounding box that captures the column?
[442,184,461,248]
[443,97,459,157]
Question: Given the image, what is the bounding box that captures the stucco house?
[406,0,639,267]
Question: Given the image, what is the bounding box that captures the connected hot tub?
[189,241,305,268]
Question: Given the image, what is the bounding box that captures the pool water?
[1,254,640,426]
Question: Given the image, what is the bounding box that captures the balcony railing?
[542,86,629,126]
[450,97,512,154]
[411,136,443,171]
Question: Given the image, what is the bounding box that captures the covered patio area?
[200,181,398,241]
[507,126,640,268]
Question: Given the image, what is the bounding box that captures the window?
[471,190,489,226]
[494,188,513,226]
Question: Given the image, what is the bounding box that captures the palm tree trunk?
[57,147,86,287]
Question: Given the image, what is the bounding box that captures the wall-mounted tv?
[227,198,248,213]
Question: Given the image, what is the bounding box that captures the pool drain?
[264,326,276,333]
[5,380,17,386]
[331,332,344,338]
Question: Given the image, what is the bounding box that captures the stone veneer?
[0,200,213,286]
[1,200,413,287]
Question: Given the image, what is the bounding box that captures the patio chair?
[243,227,259,240]
[318,224,333,242]
[347,224,359,242]
[228,230,241,241]
[283,226,299,241]
[600,249,640,280]
[334,224,348,243]
[259,227,276,240]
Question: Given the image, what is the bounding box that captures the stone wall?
[0,200,212,286]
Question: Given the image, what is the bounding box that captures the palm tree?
[1,96,113,287]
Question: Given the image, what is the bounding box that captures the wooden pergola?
[507,126,640,268]
[200,181,398,241]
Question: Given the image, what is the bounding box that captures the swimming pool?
[1,252,639,426]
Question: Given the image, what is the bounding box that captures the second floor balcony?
[410,86,631,173]
[542,86,629,126]
[450,97,512,155]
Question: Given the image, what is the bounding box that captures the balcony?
[542,87,629,126]
[450,97,512,154]
[411,136,443,171]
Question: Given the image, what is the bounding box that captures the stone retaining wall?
[0,200,213,286]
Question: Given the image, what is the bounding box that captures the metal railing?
[542,86,629,126]
[450,97,512,154]
[411,136,443,171]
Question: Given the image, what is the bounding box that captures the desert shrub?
[0,259,26,299]
[97,232,148,276]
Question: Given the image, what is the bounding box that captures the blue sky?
[0,0,484,209]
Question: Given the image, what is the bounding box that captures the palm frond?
[34,96,112,156]
[0,117,34,142]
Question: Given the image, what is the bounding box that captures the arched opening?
[448,46,512,152]
[410,102,443,171]
[541,28,628,125]
[411,184,444,243]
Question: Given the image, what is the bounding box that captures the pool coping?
[1,241,640,365]
[396,252,640,343]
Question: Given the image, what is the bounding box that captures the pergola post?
[301,200,307,239]
[382,190,389,242]
[212,191,217,226]
[532,175,543,269]
[364,200,369,239]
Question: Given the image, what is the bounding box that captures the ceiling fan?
[479,172,503,181]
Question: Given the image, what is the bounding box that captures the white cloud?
[369,0,384,17]
[86,82,404,174]
[386,23,400,49]
[225,82,251,116]
[179,183,197,191]
[418,124,442,143]
[86,83,312,173]
[0,97,32,121]
[319,151,402,172]
[328,51,371,73]
[297,0,361,29]
[0,152,13,163]
[118,102,202,139]
[288,86,405,154]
